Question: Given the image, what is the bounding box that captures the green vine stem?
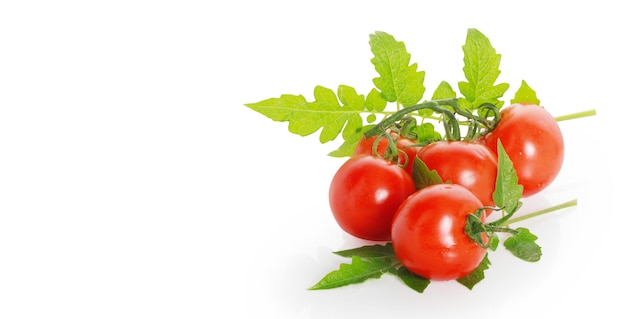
[369,131,410,168]
[504,198,578,226]
[363,98,501,142]
[363,98,460,139]
[466,198,578,248]
[554,109,596,122]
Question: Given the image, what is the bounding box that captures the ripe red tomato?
[354,133,421,177]
[391,184,487,280]
[329,155,416,241]
[417,141,497,209]
[483,103,564,197]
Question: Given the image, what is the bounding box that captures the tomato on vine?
[328,154,416,241]
[247,29,594,294]
[391,184,487,280]
[483,103,564,197]
[417,141,498,211]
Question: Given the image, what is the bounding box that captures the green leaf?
[413,122,442,144]
[245,93,307,122]
[456,254,491,290]
[333,242,395,259]
[397,266,430,293]
[369,31,426,106]
[313,85,364,142]
[458,28,509,110]
[309,256,396,290]
[327,125,376,158]
[511,80,540,105]
[412,155,444,190]
[418,81,457,117]
[326,131,362,157]
[492,139,523,213]
[488,234,500,251]
[503,227,542,262]
[337,85,364,111]
[245,85,365,143]
[432,80,457,100]
[364,88,387,112]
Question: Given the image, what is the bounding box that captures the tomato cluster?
[328,103,564,280]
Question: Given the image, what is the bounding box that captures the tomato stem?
[486,226,518,235]
[363,98,499,142]
[554,109,596,122]
[503,199,578,226]
[364,99,458,139]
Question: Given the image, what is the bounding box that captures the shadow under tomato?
[255,216,563,319]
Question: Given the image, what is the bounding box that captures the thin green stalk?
[503,199,578,226]
[554,109,596,122]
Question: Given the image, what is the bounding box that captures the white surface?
[0,1,623,318]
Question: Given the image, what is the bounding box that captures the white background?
[1,1,623,318]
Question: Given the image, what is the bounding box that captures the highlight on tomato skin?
[391,184,488,281]
[328,154,416,241]
[483,103,564,197]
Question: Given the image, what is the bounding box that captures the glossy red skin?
[329,155,416,241]
[391,184,487,281]
[354,134,421,177]
[417,141,498,209]
[483,103,564,197]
